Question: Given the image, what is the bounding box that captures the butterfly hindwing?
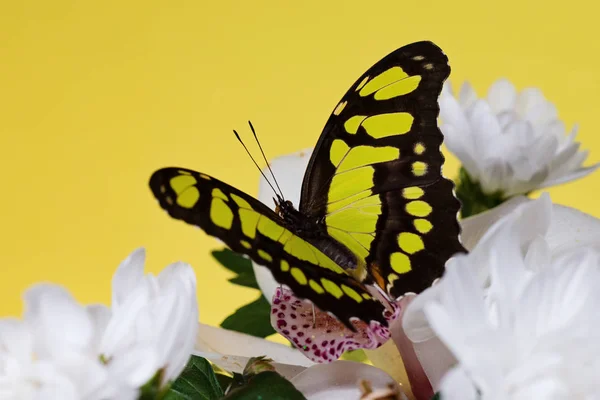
[298,41,465,298]
[149,167,386,328]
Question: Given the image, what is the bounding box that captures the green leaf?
[223,371,306,400]
[138,370,164,400]
[164,355,224,400]
[212,248,259,289]
[431,393,441,400]
[221,295,276,338]
[455,167,507,218]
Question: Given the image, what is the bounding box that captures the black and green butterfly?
[149,41,465,329]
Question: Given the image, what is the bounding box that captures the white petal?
[85,305,111,353]
[23,285,94,359]
[515,88,548,118]
[28,362,80,400]
[195,323,314,368]
[468,100,502,138]
[441,125,480,180]
[438,367,478,400]
[111,248,146,307]
[157,266,199,382]
[540,163,600,189]
[257,148,312,208]
[52,354,112,399]
[0,318,32,362]
[107,346,159,387]
[412,337,456,392]
[546,203,600,255]
[458,81,478,109]
[460,196,529,251]
[440,93,472,137]
[487,78,517,113]
[290,361,403,400]
[195,351,306,380]
[252,264,279,305]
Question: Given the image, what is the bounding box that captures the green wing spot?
[359,66,409,96]
[406,201,432,217]
[411,161,428,176]
[337,146,399,173]
[258,249,273,262]
[257,217,285,241]
[374,75,421,100]
[361,112,414,138]
[344,115,367,134]
[403,187,425,200]
[390,253,411,274]
[398,232,424,254]
[290,267,308,285]
[210,198,234,229]
[176,186,200,208]
[212,188,229,200]
[341,284,363,303]
[328,167,374,204]
[309,279,325,294]
[330,139,350,166]
[170,174,197,193]
[414,219,433,234]
[321,278,344,299]
[239,208,259,239]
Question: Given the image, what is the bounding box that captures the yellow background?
[1,1,599,325]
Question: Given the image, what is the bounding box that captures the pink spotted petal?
[270,288,399,363]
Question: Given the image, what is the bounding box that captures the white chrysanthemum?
[0,248,199,399]
[440,79,598,196]
[100,248,199,387]
[404,195,600,399]
[0,287,134,400]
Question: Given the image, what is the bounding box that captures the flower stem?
[456,168,506,218]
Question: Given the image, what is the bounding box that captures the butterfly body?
[150,41,466,328]
[276,198,361,273]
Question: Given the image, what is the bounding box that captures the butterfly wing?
[149,167,386,328]
[298,41,465,298]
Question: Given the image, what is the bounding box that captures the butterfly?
[149,41,465,329]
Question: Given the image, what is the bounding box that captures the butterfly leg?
[311,303,316,328]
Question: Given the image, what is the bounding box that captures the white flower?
[1,287,133,400]
[0,248,199,399]
[100,248,199,387]
[440,79,598,196]
[250,149,600,399]
[402,195,600,399]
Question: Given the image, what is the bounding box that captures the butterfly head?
[274,196,294,218]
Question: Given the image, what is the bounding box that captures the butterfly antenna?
[248,121,285,200]
[233,129,281,200]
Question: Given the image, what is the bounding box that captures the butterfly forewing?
[149,167,386,328]
[298,41,465,298]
